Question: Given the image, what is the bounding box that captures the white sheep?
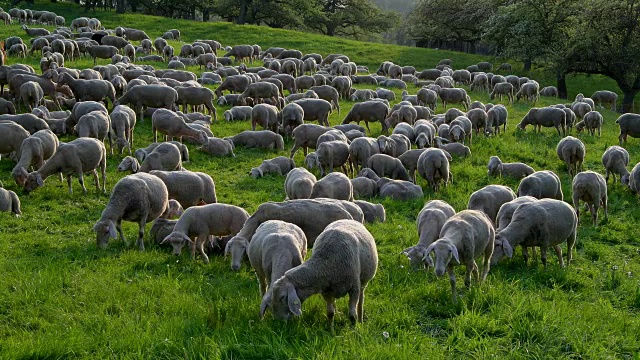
[263,220,378,330]
[467,185,516,224]
[572,171,608,226]
[402,200,455,269]
[556,136,585,177]
[601,146,630,184]
[284,168,317,200]
[310,172,353,201]
[0,187,21,216]
[486,156,534,179]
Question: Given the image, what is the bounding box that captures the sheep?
[123,143,182,173]
[377,134,411,157]
[416,88,437,110]
[0,98,16,114]
[393,123,416,143]
[417,148,451,192]
[571,102,592,120]
[424,210,495,301]
[151,108,207,144]
[142,165,208,207]
[515,82,539,103]
[467,185,517,224]
[351,177,378,198]
[86,45,118,65]
[134,141,189,163]
[489,196,539,264]
[114,85,178,123]
[75,110,113,154]
[284,168,317,200]
[150,218,177,246]
[540,86,559,97]
[489,82,514,104]
[470,73,489,93]
[262,219,377,329]
[250,156,296,178]
[448,116,473,145]
[492,199,577,268]
[307,140,351,177]
[162,204,250,264]
[350,89,376,102]
[437,124,450,139]
[438,88,470,109]
[174,86,217,119]
[366,154,411,181]
[517,170,564,200]
[574,93,595,110]
[12,129,59,187]
[110,105,136,154]
[377,177,424,200]
[571,170,608,227]
[0,187,21,216]
[19,81,43,111]
[517,107,566,136]
[616,113,640,145]
[251,103,280,133]
[93,172,168,250]
[293,98,333,127]
[0,113,50,134]
[341,100,390,134]
[280,103,304,136]
[217,94,248,107]
[23,138,106,194]
[577,110,603,137]
[22,25,50,37]
[466,108,488,135]
[201,137,235,157]
[402,200,456,269]
[627,162,640,194]
[308,172,353,201]
[227,130,284,150]
[316,129,348,147]
[385,105,417,129]
[556,136,585,176]
[58,73,116,106]
[601,146,630,184]
[398,149,432,183]
[486,104,508,134]
[487,156,534,179]
[590,90,618,111]
[444,108,465,124]
[0,122,30,158]
[379,78,406,89]
[433,137,470,158]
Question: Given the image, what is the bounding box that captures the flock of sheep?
[1,6,640,330]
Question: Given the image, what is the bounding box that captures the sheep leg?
[196,234,210,264]
[347,288,360,325]
[322,294,336,332]
[469,261,479,284]
[591,203,598,226]
[573,194,581,225]
[258,275,268,296]
[481,248,492,282]
[66,174,74,194]
[540,246,549,269]
[357,288,365,323]
[447,266,457,302]
[91,169,100,193]
[117,219,127,245]
[136,217,146,251]
[364,121,371,134]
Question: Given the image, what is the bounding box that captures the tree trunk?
[130,0,137,12]
[523,58,532,72]
[622,90,637,113]
[202,8,209,22]
[326,23,336,36]
[116,0,125,13]
[557,73,568,99]
[237,0,248,24]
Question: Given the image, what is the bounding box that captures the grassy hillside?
[0,2,638,359]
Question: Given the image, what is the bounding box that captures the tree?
[303,0,399,38]
[564,0,640,112]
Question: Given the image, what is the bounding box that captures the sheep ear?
[287,285,302,316]
[450,245,460,264]
[183,234,193,244]
[131,159,139,173]
[502,239,514,258]
[36,173,44,186]
[224,240,232,257]
[107,222,118,239]
[160,235,171,244]
[260,291,272,319]
[424,242,437,258]
[497,163,503,174]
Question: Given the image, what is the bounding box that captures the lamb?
[94,173,168,251]
[572,171,608,226]
[308,140,351,177]
[114,85,179,123]
[227,199,364,250]
[201,137,235,157]
[262,220,377,330]
[341,100,390,134]
[601,146,630,184]
[556,136,585,176]
[284,168,317,200]
[227,130,284,150]
[149,170,217,208]
[616,113,640,145]
[75,110,113,154]
[151,108,208,144]
[367,154,411,181]
[492,199,577,268]
[517,170,564,200]
[134,141,189,163]
[19,81,43,111]
[162,203,250,264]
[433,137,470,158]
[578,110,603,137]
[23,138,106,194]
[486,156,534,179]
[12,129,59,187]
[424,210,495,301]
[0,187,21,216]
[250,156,296,178]
[489,82,514,104]
[377,178,424,200]
[402,200,456,269]
[517,107,566,136]
[245,220,308,302]
[417,148,451,192]
[310,172,353,201]
[176,87,217,119]
[351,177,378,198]
[467,185,517,224]
[110,105,136,154]
[353,200,386,223]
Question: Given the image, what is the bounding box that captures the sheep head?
[266,276,302,321]
[425,239,460,277]
[93,219,118,248]
[224,236,249,271]
[161,231,192,256]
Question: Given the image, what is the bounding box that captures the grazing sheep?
[114,84,178,123]
[627,162,640,194]
[540,86,559,97]
[0,187,21,216]
[175,87,217,119]
[342,100,390,134]
[127,142,181,173]
[94,173,169,251]
[417,148,451,192]
[377,134,411,157]
[263,220,377,329]
[86,45,118,65]
[293,98,332,127]
[149,170,217,208]
[591,90,618,111]
[402,200,455,269]
[309,172,353,201]
[489,82,514,104]
[134,141,189,163]
[110,105,136,154]
[251,156,296,178]
[492,199,577,268]
[433,137,470,158]
[577,110,603,137]
[353,200,385,223]
[12,129,59,187]
[377,178,424,200]
[151,108,207,144]
[517,170,563,200]
[19,81,43,111]
[227,130,284,150]
[0,121,32,158]
[601,146,630,184]
[393,123,416,143]
[200,137,235,157]
[486,105,508,135]
[163,204,250,264]
[75,110,113,154]
[517,107,566,136]
[515,82,539,103]
[467,185,517,224]
[284,168,317,200]
[0,113,50,134]
[448,116,473,145]
[438,88,470,109]
[490,196,538,264]
[487,156,534,179]
[23,138,106,195]
[351,177,378,198]
[571,102,592,119]
[556,136,585,176]
[425,210,495,301]
[251,103,280,133]
[307,140,351,177]
[616,113,640,145]
[572,171,608,226]
[367,154,411,181]
[398,149,431,183]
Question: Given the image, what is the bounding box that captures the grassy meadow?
[0,1,639,358]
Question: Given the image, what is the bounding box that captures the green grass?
[0,1,639,358]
